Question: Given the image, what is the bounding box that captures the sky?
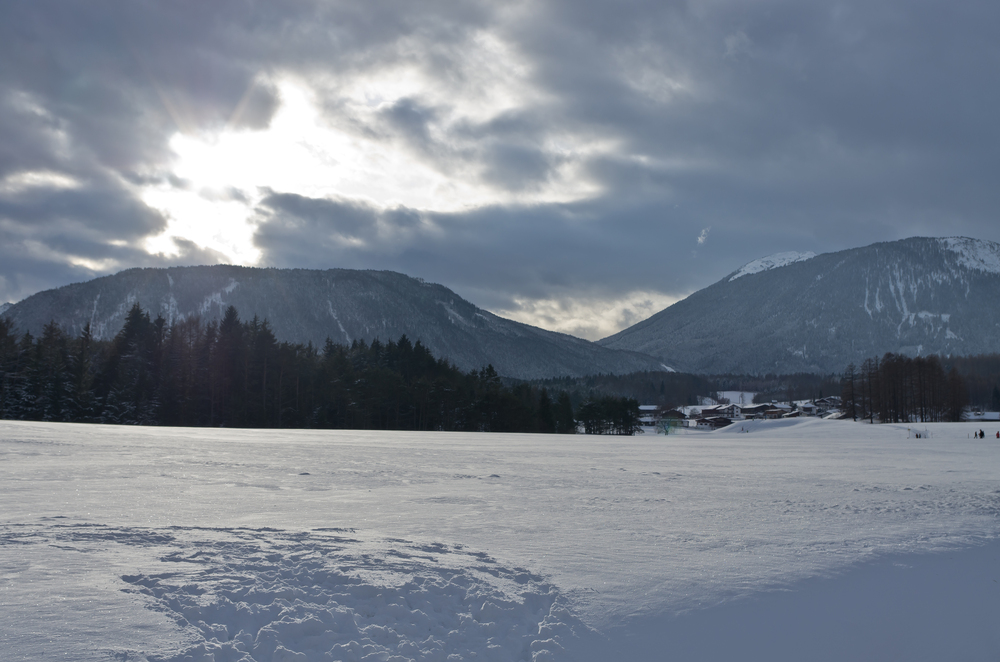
[1,0,999,340]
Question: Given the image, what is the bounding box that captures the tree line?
[940,354,1000,412]
[841,354,967,423]
[0,304,643,434]
[533,370,843,414]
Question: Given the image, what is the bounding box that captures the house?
[798,403,818,416]
[741,404,770,419]
[699,404,744,419]
[719,403,743,419]
[696,416,732,430]
[814,397,842,415]
[638,405,662,426]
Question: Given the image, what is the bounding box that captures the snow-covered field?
[2,418,999,661]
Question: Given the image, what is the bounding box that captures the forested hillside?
[0,305,641,434]
[0,265,668,380]
[601,237,1000,374]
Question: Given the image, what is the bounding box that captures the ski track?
[3,523,586,662]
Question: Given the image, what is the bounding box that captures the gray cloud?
[1,0,999,338]
[254,191,757,314]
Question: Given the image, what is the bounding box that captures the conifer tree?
[554,392,576,434]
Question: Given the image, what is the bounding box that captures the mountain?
[0,302,11,315]
[599,237,1000,374]
[0,265,668,380]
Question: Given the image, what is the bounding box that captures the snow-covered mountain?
[728,251,817,281]
[0,265,668,380]
[0,302,11,315]
[600,236,1000,374]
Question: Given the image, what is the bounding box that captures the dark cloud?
[0,182,165,237]
[480,143,559,191]
[1,0,999,337]
[380,98,440,155]
[254,191,739,313]
[256,193,382,248]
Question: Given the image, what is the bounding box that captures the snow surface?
[940,236,1000,275]
[728,251,817,281]
[2,419,1000,660]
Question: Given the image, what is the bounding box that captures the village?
[639,395,845,432]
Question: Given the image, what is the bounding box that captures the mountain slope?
[600,237,1000,374]
[1,265,668,380]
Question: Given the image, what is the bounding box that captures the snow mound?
[939,237,1000,275]
[729,251,817,281]
[112,526,585,662]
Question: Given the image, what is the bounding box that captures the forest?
[5,303,1000,432]
[840,354,969,423]
[0,304,646,434]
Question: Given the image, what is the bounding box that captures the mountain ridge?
[1,265,669,381]
[599,236,1000,374]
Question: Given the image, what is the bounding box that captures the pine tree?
[945,368,968,422]
[554,392,575,434]
[0,318,21,419]
[100,303,157,424]
[537,388,555,433]
[36,321,72,421]
[69,323,97,421]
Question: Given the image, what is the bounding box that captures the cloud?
[724,31,753,58]
[251,190,759,337]
[493,290,680,341]
[2,0,1000,338]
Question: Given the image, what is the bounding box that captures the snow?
[326,300,352,343]
[729,251,817,281]
[940,237,1000,275]
[2,419,1000,660]
[199,278,241,315]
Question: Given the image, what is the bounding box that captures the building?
[741,404,770,419]
[696,416,732,430]
[798,403,818,416]
[699,403,744,419]
[638,405,662,426]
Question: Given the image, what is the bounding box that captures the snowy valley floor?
[1,418,999,660]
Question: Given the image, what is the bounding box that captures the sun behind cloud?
[140,61,607,266]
